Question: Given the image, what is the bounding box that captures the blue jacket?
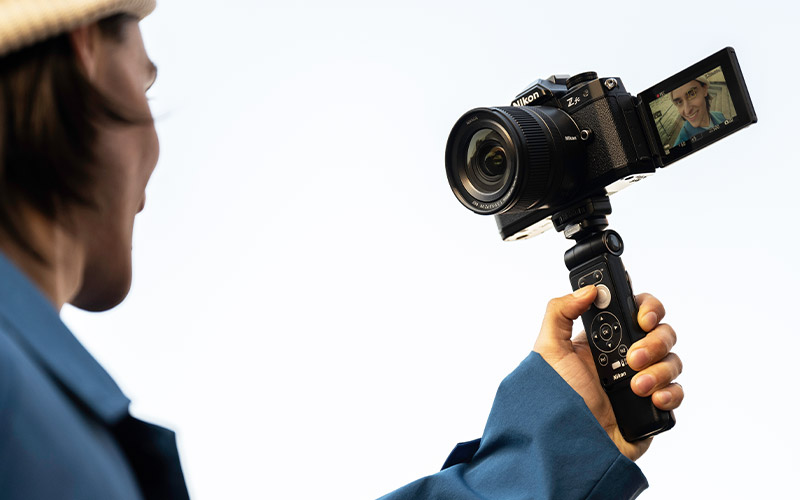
[379,352,648,499]
[0,252,189,499]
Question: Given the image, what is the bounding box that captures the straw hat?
[0,0,156,57]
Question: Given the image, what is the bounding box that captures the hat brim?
[0,0,156,57]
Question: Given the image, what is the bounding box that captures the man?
[0,2,683,499]
[0,1,188,497]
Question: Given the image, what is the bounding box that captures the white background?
[62,1,799,498]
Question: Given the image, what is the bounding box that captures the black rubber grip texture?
[608,379,676,441]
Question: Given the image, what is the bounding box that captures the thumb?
[536,286,597,349]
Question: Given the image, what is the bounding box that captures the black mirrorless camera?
[444,47,756,441]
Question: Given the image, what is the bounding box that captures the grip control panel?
[572,261,636,389]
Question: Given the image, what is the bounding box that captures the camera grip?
[569,254,675,441]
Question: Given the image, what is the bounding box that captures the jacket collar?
[0,251,130,424]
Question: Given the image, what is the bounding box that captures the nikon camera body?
[445,47,757,241]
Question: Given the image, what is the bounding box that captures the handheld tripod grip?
[566,230,675,442]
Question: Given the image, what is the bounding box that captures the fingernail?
[628,349,649,370]
[573,285,594,298]
[656,390,673,405]
[634,374,655,394]
[641,311,658,331]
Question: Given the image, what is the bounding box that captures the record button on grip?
[594,284,611,309]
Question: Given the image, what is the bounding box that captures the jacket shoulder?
[0,325,143,499]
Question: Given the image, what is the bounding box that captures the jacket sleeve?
[378,352,648,500]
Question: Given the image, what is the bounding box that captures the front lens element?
[478,144,507,177]
[465,129,511,200]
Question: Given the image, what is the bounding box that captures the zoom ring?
[496,106,552,211]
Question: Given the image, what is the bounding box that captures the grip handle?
[569,253,675,441]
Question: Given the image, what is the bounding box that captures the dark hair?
[0,13,140,261]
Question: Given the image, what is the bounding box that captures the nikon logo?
[512,91,540,107]
[613,371,627,381]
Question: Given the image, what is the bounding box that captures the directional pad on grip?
[590,312,622,353]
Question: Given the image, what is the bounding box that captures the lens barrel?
[445,106,585,215]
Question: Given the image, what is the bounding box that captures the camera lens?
[445,106,586,215]
[463,129,511,201]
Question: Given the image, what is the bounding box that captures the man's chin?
[70,271,132,312]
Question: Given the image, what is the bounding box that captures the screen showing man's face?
[647,66,738,155]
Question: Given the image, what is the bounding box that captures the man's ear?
[69,24,100,80]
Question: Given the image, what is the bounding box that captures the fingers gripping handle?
[568,241,675,441]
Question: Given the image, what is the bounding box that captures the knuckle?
[653,324,676,352]
[636,292,665,313]
[654,367,670,386]
[662,323,677,346]
[653,335,670,357]
[669,384,684,406]
[672,353,684,376]
[634,292,652,307]
[661,353,682,380]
